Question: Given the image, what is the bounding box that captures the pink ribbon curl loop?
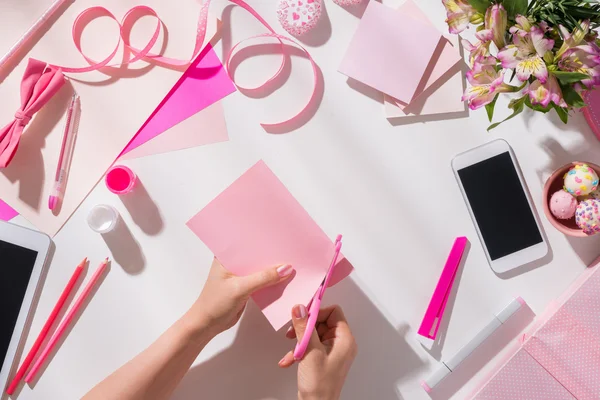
[0,59,65,168]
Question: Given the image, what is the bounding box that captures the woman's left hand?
[188,258,294,336]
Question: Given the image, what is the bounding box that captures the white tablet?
[452,139,548,273]
[0,221,52,394]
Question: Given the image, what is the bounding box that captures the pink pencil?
[24,258,109,383]
[5,258,86,395]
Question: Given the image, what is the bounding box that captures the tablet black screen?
[0,240,37,371]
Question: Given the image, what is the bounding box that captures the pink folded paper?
[0,58,65,168]
[338,1,442,104]
[473,257,600,399]
[120,44,236,157]
[187,160,353,330]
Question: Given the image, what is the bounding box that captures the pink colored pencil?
[24,258,109,383]
[5,258,86,395]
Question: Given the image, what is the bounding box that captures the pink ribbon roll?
[0,59,65,168]
[50,0,318,129]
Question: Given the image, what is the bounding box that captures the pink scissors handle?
[293,235,342,360]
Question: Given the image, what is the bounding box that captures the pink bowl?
[542,161,600,237]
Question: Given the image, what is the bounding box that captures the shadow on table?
[341,0,381,19]
[537,134,600,266]
[427,303,536,400]
[101,218,145,275]
[119,178,164,236]
[172,278,424,400]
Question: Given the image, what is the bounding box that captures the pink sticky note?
[0,199,18,221]
[120,44,236,157]
[338,1,441,104]
[119,101,228,160]
[385,0,463,115]
[187,160,352,330]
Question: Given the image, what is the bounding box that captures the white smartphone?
[452,139,548,273]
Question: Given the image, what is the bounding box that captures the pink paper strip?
[120,44,236,156]
[187,160,352,330]
[0,199,18,221]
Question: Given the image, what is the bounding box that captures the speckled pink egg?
[549,190,577,220]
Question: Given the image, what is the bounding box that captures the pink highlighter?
[293,234,343,360]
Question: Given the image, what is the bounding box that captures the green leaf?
[488,96,526,131]
[525,96,553,113]
[553,71,590,84]
[561,84,586,108]
[553,103,569,123]
[485,94,499,122]
[503,0,528,17]
[467,0,493,14]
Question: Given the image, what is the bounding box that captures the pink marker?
[49,93,79,211]
[105,165,137,195]
[418,236,468,340]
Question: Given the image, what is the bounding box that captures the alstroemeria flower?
[556,20,590,58]
[509,15,533,37]
[480,4,507,48]
[525,75,567,108]
[443,0,476,34]
[559,42,600,87]
[462,30,493,66]
[462,64,516,110]
[497,28,555,82]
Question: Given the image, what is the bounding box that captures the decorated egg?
[564,164,599,197]
[575,199,600,235]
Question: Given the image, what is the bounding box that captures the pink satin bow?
[0,58,65,168]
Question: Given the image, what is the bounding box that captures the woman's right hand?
[278,305,357,400]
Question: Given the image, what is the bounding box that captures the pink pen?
[293,235,342,360]
[49,93,79,211]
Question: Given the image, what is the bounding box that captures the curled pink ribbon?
[49,0,318,129]
[0,58,65,168]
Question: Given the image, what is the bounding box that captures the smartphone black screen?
[457,152,543,260]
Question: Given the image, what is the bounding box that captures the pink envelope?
[187,160,353,330]
[338,1,442,104]
[120,44,236,157]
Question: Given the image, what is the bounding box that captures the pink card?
[119,101,228,160]
[187,160,352,330]
[473,349,576,400]
[0,199,18,221]
[385,0,462,114]
[120,44,236,157]
[338,1,441,104]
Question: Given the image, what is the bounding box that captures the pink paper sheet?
[187,160,352,330]
[338,1,441,104]
[119,101,228,160]
[120,44,236,157]
[384,0,462,114]
[473,258,600,399]
[0,200,18,221]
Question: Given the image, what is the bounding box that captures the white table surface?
[9,0,600,399]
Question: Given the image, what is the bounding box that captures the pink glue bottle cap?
[106,165,137,195]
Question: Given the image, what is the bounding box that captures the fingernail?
[277,264,294,277]
[278,356,287,366]
[293,304,307,319]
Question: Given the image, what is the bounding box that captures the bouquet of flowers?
[443,0,600,129]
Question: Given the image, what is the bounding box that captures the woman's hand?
[279,305,357,400]
[187,258,294,336]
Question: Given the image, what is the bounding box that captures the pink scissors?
[293,234,343,360]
